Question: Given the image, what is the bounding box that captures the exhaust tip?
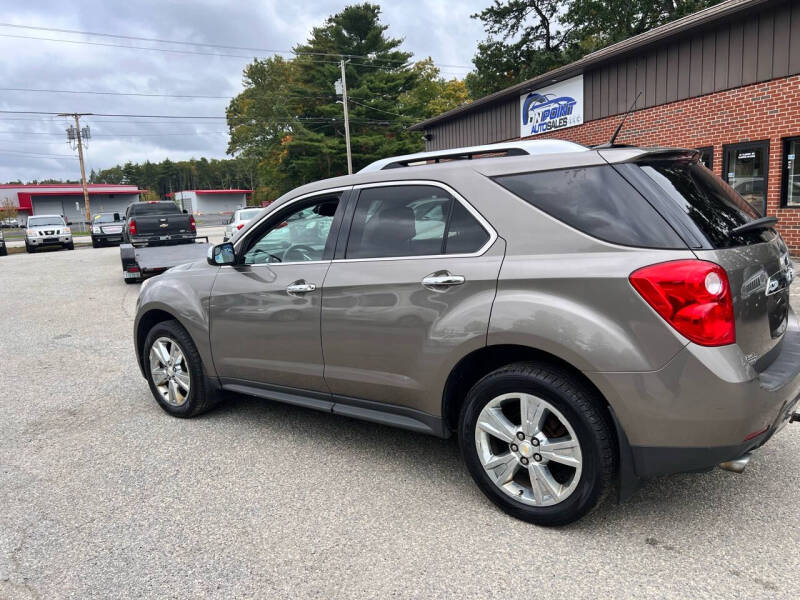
[719,453,751,474]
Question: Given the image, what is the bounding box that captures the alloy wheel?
[149,336,191,406]
[474,393,583,507]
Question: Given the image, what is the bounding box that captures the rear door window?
[493,166,685,248]
[345,185,491,259]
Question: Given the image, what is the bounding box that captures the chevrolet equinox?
[133,140,800,525]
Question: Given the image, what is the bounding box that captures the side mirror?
[208,242,236,266]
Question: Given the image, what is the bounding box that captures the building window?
[722,140,769,216]
[782,137,800,207]
[697,146,713,170]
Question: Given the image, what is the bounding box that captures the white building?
[172,189,252,218]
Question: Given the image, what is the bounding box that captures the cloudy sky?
[0,0,488,183]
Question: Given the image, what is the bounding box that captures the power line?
[0,32,415,71]
[0,109,401,125]
[348,99,414,120]
[0,22,472,69]
[0,85,402,103]
[0,149,77,158]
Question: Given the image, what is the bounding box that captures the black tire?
[459,362,616,526]
[25,242,35,253]
[0,246,6,256]
[92,238,100,248]
[142,319,218,417]
[66,241,75,250]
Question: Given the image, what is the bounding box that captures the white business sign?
[519,74,584,137]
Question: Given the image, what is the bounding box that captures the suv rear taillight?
[629,260,735,346]
[128,218,137,236]
[189,215,196,231]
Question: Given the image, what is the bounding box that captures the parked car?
[122,201,196,246]
[133,140,800,526]
[90,212,125,247]
[0,229,6,256]
[223,207,262,242]
[1,217,19,228]
[25,214,73,252]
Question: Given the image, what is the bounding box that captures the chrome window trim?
[233,185,352,255]
[334,179,498,263]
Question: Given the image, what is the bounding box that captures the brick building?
[410,0,800,249]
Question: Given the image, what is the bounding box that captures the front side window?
[783,137,800,207]
[723,141,769,215]
[243,198,338,265]
[345,185,489,259]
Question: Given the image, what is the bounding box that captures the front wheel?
[143,320,217,417]
[459,362,616,526]
[65,241,75,250]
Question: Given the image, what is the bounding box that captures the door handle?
[422,272,466,288]
[286,281,317,294]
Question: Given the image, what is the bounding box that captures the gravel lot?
[2,243,800,599]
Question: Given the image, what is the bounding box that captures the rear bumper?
[588,312,800,478]
[130,233,196,245]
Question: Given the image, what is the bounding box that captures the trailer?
[120,237,212,283]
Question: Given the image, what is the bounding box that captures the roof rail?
[358,139,588,173]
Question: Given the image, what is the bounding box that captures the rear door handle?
[286,281,317,295]
[422,272,466,288]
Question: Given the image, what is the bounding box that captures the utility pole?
[60,112,93,227]
[339,59,353,175]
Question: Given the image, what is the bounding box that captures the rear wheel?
[143,320,217,417]
[459,362,616,526]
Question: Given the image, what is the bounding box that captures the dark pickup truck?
[122,201,196,246]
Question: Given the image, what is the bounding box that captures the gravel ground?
[1,245,799,599]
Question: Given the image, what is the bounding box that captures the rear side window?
[346,185,491,259]
[494,166,685,248]
[637,161,772,248]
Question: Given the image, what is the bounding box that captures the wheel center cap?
[167,367,174,377]
[518,441,533,458]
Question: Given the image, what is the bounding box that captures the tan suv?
[134,141,800,525]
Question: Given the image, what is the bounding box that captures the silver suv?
[25,214,74,252]
[134,141,800,525]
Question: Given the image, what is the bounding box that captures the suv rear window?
[636,160,773,248]
[494,166,685,248]
[129,203,180,216]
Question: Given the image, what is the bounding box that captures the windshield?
[28,216,65,227]
[129,203,181,216]
[637,159,772,248]
[237,208,261,221]
[94,213,120,223]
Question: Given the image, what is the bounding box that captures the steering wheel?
[283,244,317,262]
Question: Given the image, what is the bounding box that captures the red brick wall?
[526,75,800,250]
